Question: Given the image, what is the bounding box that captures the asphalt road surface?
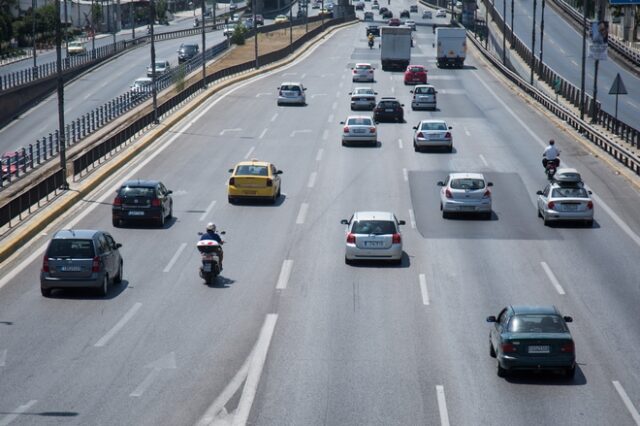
[1,4,640,425]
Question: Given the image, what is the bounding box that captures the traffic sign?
[609,73,628,95]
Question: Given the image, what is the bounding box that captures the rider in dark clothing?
[201,223,223,267]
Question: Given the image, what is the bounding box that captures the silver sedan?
[340,115,377,146]
[413,119,452,152]
[349,87,378,110]
[537,182,594,226]
[341,211,405,264]
[438,173,493,219]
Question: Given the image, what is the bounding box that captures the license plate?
[128,211,144,216]
[385,109,393,112]
[353,128,366,133]
[460,206,475,211]
[61,266,81,272]
[563,204,578,211]
[243,190,257,195]
[528,345,550,354]
[203,264,212,272]
[364,241,384,247]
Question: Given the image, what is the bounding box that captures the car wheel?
[41,287,52,297]
[484,212,492,220]
[447,146,453,153]
[497,362,507,378]
[342,140,347,146]
[585,220,593,227]
[112,217,120,227]
[114,261,123,284]
[345,256,353,265]
[98,275,109,297]
[489,342,496,358]
[537,208,543,218]
[167,203,173,219]
[442,211,450,219]
[565,365,576,379]
[543,214,551,226]
[228,196,235,204]
[158,212,165,228]
[277,187,281,198]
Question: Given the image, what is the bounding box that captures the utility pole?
[150,0,158,123]
[510,0,514,47]
[289,3,293,51]
[55,0,69,189]
[91,0,96,58]
[253,0,259,68]
[131,1,135,38]
[484,5,488,49]
[201,0,206,88]
[530,0,536,85]
[64,0,69,60]
[539,0,545,75]
[502,0,506,64]
[590,0,602,123]
[32,0,37,76]
[579,0,587,120]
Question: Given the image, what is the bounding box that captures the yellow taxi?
[227,159,283,204]
[274,14,289,24]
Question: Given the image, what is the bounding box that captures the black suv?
[112,180,173,227]
[382,9,393,18]
[177,43,199,63]
[374,97,405,122]
[366,25,380,36]
[400,9,410,18]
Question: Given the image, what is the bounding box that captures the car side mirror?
[588,190,593,194]
[228,168,234,173]
[340,219,349,224]
[303,88,307,90]
[412,126,417,130]
[166,190,173,194]
[437,181,445,186]
[487,182,493,187]
[448,126,453,129]
[220,231,226,235]
[563,316,573,323]
[115,243,122,249]
[348,92,352,95]
[410,90,414,93]
[374,92,378,95]
[276,170,283,174]
[432,43,435,48]
[486,316,497,323]
[340,121,345,125]
[197,232,204,236]
[536,190,543,195]
[398,220,406,225]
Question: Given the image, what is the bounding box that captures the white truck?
[434,27,467,68]
[380,26,412,71]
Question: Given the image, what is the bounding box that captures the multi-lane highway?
[1,2,640,425]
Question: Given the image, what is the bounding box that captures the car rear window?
[552,187,588,198]
[281,85,301,92]
[508,314,568,333]
[236,165,268,176]
[347,117,372,126]
[420,122,447,130]
[119,186,156,197]
[379,101,398,108]
[409,67,424,72]
[47,239,95,259]
[352,220,396,234]
[356,64,371,70]
[415,87,435,94]
[450,179,485,190]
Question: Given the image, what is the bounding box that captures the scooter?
[196,232,225,284]
[368,39,374,49]
[544,158,560,181]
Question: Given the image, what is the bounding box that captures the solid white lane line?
[322,129,329,140]
[613,381,640,425]
[244,146,255,159]
[258,128,268,139]
[591,193,640,248]
[276,260,294,290]
[540,261,566,295]
[398,139,403,149]
[0,400,37,426]
[436,385,450,426]
[164,243,187,273]
[403,168,408,182]
[270,113,278,122]
[296,203,309,224]
[0,349,6,367]
[409,209,416,229]
[327,114,334,123]
[94,303,142,347]
[419,274,429,305]
[307,172,317,188]
[232,314,278,426]
[316,148,324,161]
[332,101,338,110]
[479,154,488,167]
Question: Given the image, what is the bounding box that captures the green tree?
[156,0,167,23]
[0,0,17,45]
[91,3,103,28]
[231,24,247,45]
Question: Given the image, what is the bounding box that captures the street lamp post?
[201,0,206,88]
[579,0,587,120]
[150,0,159,123]
[32,0,37,76]
[131,1,136,38]
[539,0,545,75]
[253,0,259,68]
[510,0,514,47]
[502,0,506,64]
[530,0,536,85]
[55,0,69,189]
[590,4,602,123]
[289,3,293,51]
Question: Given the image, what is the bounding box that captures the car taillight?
[369,127,376,133]
[266,178,273,187]
[346,233,356,243]
[560,342,575,353]
[501,343,517,353]
[352,70,357,74]
[151,198,161,207]
[113,197,122,206]
[343,126,350,133]
[445,188,452,198]
[417,132,424,139]
[392,233,401,244]
[587,201,593,209]
[229,177,235,186]
[42,255,49,272]
[548,201,555,209]
[92,256,101,273]
[483,189,491,198]
[445,132,451,139]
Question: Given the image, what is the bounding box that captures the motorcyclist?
[542,139,560,169]
[200,222,223,268]
[367,33,375,47]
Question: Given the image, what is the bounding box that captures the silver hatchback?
[410,84,437,110]
[413,119,452,152]
[438,173,493,219]
[537,182,594,226]
[277,82,306,105]
[341,211,406,264]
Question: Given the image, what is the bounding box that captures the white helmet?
[206,222,216,232]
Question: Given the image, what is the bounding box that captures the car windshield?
[155,62,166,68]
[181,45,197,53]
[352,220,396,235]
[415,87,435,94]
[236,165,269,176]
[450,178,485,190]
[347,117,373,126]
[47,239,95,259]
[421,122,447,130]
[552,187,589,198]
[508,314,569,333]
[119,186,155,197]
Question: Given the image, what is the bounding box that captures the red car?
[404,64,427,85]
[388,18,401,26]
[1,151,29,177]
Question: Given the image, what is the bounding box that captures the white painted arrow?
[219,128,242,136]
[290,130,312,137]
[130,352,176,397]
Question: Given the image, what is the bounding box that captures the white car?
[222,24,235,36]
[352,63,375,82]
[410,84,437,110]
[349,87,377,110]
[405,20,417,30]
[130,77,153,96]
[341,211,406,264]
[277,82,306,105]
[340,115,377,146]
[436,9,447,17]
[536,179,594,226]
[412,119,452,151]
[146,59,171,77]
[422,10,432,18]
[438,173,493,219]
[67,41,87,55]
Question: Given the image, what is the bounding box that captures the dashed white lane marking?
[316,148,324,161]
[199,200,217,222]
[219,128,242,136]
[332,101,338,110]
[419,274,430,305]
[296,203,309,224]
[259,128,268,139]
[409,209,416,229]
[244,146,255,159]
[232,314,278,425]
[391,86,395,94]
[571,59,578,66]
[479,154,489,167]
[283,72,297,76]
[328,114,334,123]
[339,81,344,88]
[613,380,640,425]
[0,400,37,426]
[403,168,408,181]
[0,349,6,367]
[301,73,306,79]
[290,129,312,137]
[164,243,187,273]
[436,385,450,426]
[322,129,329,140]
[464,127,471,136]
[255,92,271,97]
[311,93,327,98]
[307,172,317,188]
[540,261,566,295]
[398,138,403,149]
[276,260,294,290]
[94,302,142,347]
[336,90,340,97]
[130,352,176,397]
[270,113,278,122]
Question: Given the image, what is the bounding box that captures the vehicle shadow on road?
[230,195,287,207]
[45,280,130,300]
[415,147,457,154]
[544,220,599,229]
[444,211,497,221]
[115,216,178,230]
[347,252,411,268]
[209,276,235,289]
[343,141,382,148]
[504,366,587,386]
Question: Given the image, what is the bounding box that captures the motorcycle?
[544,158,560,180]
[197,231,225,284]
[368,39,374,49]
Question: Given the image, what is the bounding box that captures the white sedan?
[349,87,377,110]
[412,119,452,152]
[340,115,377,146]
[352,63,375,82]
[536,181,594,226]
[438,173,493,219]
[341,211,406,264]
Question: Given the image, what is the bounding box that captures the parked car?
[67,41,87,55]
[436,9,447,17]
[413,119,452,151]
[410,4,418,12]
[352,63,375,82]
[177,43,199,63]
[146,59,171,78]
[487,305,576,378]
[277,82,307,105]
[340,115,377,146]
[255,14,264,25]
[364,11,374,21]
[410,84,437,110]
[349,87,378,110]
[400,9,410,18]
[1,151,29,177]
[274,14,289,24]
[373,97,404,122]
[536,174,594,226]
[404,64,427,84]
[129,77,154,98]
[40,229,123,297]
[366,25,380,36]
[422,10,432,19]
[228,159,283,204]
[341,211,406,264]
[112,179,173,227]
[438,173,493,218]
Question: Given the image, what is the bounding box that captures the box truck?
[435,27,466,68]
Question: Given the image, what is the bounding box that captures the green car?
[487,305,576,378]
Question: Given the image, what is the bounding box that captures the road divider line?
[409,209,416,229]
[328,114,334,123]
[336,90,340,97]
[316,148,324,161]
[322,129,329,140]
[0,400,37,426]
[0,349,6,367]
[403,168,408,182]
[258,128,268,140]
[200,200,217,222]
[332,101,338,110]
[540,261,565,295]
[164,243,187,273]
[479,154,488,167]
[308,172,317,188]
[94,302,142,347]
[232,314,278,426]
[276,260,294,290]
[436,385,450,426]
[296,203,309,224]
[419,274,430,305]
[613,380,640,425]
[244,146,255,159]
[301,73,306,79]
[270,113,278,122]
[398,139,403,149]
[130,352,176,398]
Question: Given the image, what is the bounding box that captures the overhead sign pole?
[608,73,628,120]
